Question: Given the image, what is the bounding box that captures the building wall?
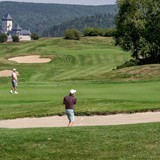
[1,14,31,41]
[19,35,31,41]
[2,20,13,33]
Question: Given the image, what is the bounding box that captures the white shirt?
[12,72,17,81]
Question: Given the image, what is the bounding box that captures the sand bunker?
[1,55,50,77]
[0,70,19,77]
[0,111,160,128]
[8,55,51,63]
[0,70,12,77]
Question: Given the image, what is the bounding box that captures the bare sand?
[8,55,51,63]
[0,70,12,77]
[0,55,51,77]
[0,111,160,128]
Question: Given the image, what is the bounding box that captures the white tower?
[2,13,13,33]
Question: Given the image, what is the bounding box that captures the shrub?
[0,34,8,43]
[12,35,19,42]
[116,59,140,69]
[31,33,40,40]
[103,29,116,37]
[64,29,81,40]
[83,28,100,36]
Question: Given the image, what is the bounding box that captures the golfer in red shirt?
[63,89,77,127]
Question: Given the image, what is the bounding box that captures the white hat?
[13,68,16,71]
[70,89,76,94]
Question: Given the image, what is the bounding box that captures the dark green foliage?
[84,27,100,36]
[115,0,160,64]
[64,29,81,40]
[103,28,116,37]
[12,35,19,42]
[83,28,116,37]
[116,59,140,69]
[0,33,7,43]
[31,33,40,40]
[44,13,116,37]
[0,1,117,36]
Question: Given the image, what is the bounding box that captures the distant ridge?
[0,1,117,36]
[44,13,116,37]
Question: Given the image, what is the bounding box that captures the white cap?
[13,68,16,71]
[70,89,76,94]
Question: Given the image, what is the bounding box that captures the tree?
[12,35,19,42]
[83,28,100,36]
[103,28,116,37]
[115,0,160,64]
[0,34,8,43]
[64,29,81,40]
[31,33,40,40]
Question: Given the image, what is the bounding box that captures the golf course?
[0,37,160,159]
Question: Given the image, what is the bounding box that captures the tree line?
[43,13,115,37]
[0,1,117,36]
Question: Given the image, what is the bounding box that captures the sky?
[0,0,116,5]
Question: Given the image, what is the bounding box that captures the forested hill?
[43,13,115,37]
[0,1,117,36]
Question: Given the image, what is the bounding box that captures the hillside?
[43,13,115,37]
[0,1,117,36]
[0,37,160,119]
[0,37,130,82]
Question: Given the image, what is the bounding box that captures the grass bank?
[0,123,160,160]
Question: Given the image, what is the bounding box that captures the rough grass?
[0,123,160,160]
[102,64,160,82]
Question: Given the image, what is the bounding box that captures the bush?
[0,34,8,43]
[31,33,40,40]
[12,35,19,42]
[103,29,116,37]
[83,28,100,36]
[64,29,81,40]
[116,59,140,69]
[83,28,116,37]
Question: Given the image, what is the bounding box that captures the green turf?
[0,80,160,119]
[0,36,160,160]
[0,123,160,160]
[0,37,160,119]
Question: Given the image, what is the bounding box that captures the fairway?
[0,36,160,160]
[0,80,160,119]
[0,37,160,119]
[0,2,160,159]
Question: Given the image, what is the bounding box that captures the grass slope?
[0,37,160,160]
[0,37,160,119]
